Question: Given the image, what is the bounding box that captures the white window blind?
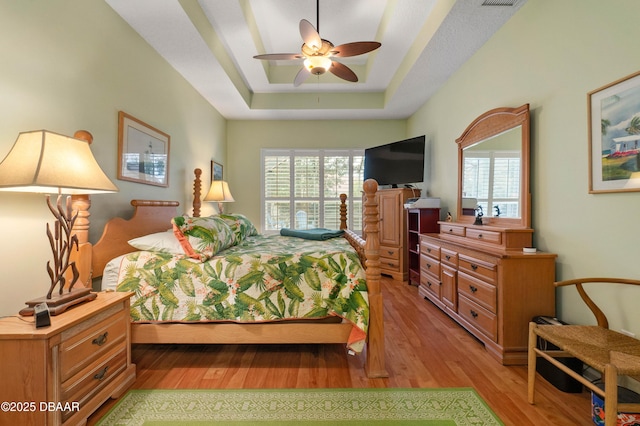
[262,149,364,233]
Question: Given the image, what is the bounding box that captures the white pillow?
[128,230,184,254]
[101,254,125,291]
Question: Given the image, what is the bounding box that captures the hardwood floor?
[88,277,592,425]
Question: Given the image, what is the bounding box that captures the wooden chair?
[528,277,640,426]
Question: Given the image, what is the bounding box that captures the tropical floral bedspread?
[115,235,369,351]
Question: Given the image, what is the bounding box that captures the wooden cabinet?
[0,292,136,425]
[419,224,556,365]
[407,208,440,285]
[376,188,420,281]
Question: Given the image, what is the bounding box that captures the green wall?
[226,119,406,228]
[0,0,226,315]
[408,0,640,334]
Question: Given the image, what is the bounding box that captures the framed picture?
[117,111,170,187]
[211,160,223,181]
[588,70,640,193]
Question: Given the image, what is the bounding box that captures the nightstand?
[0,291,136,425]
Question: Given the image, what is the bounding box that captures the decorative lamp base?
[19,287,97,316]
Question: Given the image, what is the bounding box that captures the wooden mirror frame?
[456,104,531,228]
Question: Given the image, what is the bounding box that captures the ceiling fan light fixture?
[304,56,332,75]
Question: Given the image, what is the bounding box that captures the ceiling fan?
[253,0,381,86]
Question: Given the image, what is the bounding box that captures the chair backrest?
[555,278,640,329]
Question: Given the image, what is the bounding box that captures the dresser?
[0,291,136,425]
[376,187,420,281]
[420,223,556,365]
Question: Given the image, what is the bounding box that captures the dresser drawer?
[458,255,497,284]
[440,248,458,268]
[420,253,440,278]
[61,343,128,422]
[458,272,497,313]
[465,228,502,244]
[458,295,497,342]
[379,245,400,260]
[380,256,400,271]
[419,239,440,260]
[60,304,128,382]
[441,224,465,237]
[420,270,441,298]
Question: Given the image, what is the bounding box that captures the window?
[462,151,520,217]
[262,149,364,233]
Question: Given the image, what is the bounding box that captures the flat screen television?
[363,135,425,187]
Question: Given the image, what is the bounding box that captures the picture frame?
[588,70,640,193]
[117,111,170,187]
[211,160,223,181]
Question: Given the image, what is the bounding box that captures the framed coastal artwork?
[588,70,640,193]
[117,111,170,187]
[211,160,223,181]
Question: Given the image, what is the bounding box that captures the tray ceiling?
[106,0,526,120]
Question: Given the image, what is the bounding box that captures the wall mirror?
[456,104,531,228]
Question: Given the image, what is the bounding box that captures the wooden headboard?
[91,200,179,278]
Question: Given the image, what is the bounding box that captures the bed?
[73,169,386,378]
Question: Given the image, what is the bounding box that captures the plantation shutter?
[262,149,364,233]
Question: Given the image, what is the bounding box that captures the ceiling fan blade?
[331,41,381,57]
[300,19,322,49]
[254,53,303,60]
[329,61,358,82]
[294,67,312,87]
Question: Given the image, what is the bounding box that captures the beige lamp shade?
[203,180,235,203]
[0,130,118,194]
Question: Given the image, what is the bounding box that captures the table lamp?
[0,130,118,315]
[203,180,234,214]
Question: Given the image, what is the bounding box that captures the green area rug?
[97,388,503,425]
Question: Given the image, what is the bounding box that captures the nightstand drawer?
[61,343,128,421]
[60,304,128,382]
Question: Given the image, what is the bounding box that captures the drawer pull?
[426,264,432,269]
[426,248,432,253]
[94,366,109,381]
[427,281,433,287]
[471,264,478,271]
[92,332,109,346]
[470,310,478,319]
[469,285,478,293]
[445,255,451,261]
[386,250,394,255]
[448,228,453,233]
[477,234,483,239]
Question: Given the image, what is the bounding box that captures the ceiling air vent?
[481,0,517,5]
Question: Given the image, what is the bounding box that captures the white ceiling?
[106,0,526,120]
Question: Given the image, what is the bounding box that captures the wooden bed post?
[67,130,95,288]
[69,194,93,288]
[362,178,387,378]
[339,193,347,230]
[193,168,202,217]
